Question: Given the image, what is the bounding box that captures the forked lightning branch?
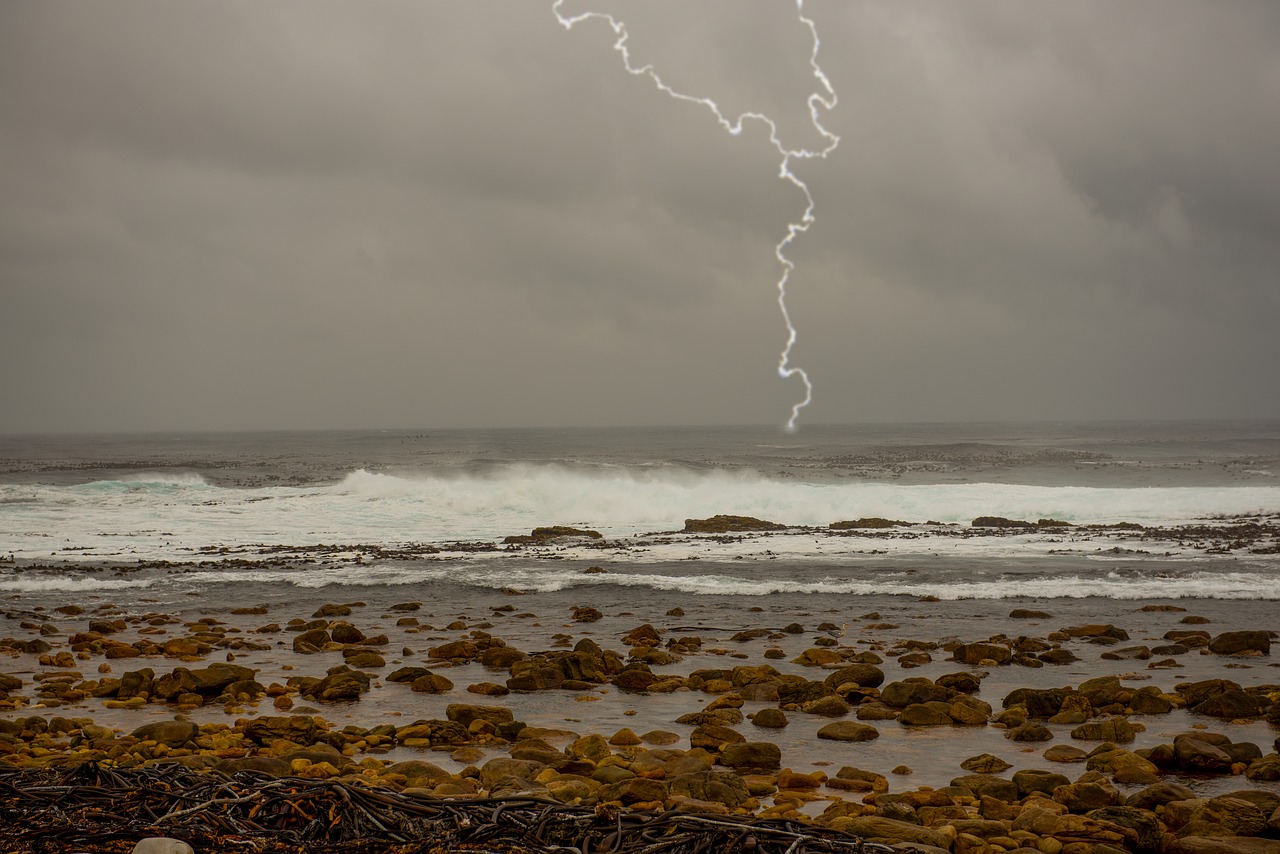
[552,1,839,431]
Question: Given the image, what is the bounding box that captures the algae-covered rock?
[682,515,785,534]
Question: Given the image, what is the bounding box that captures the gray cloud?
[1,0,1277,432]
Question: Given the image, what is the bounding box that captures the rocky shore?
[2,586,1279,853]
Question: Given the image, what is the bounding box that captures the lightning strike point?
[554,0,838,430]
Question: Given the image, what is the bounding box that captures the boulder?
[1208,630,1271,656]
[817,721,880,742]
[717,741,781,772]
[822,663,885,690]
[131,720,198,748]
[682,515,784,533]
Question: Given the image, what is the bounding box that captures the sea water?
[1,421,1278,601]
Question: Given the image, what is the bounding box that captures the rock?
[822,663,885,690]
[504,526,602,544]
[292,628,331,653]
[131,721,198,748]
[880,679,949,708]
[1013,768,1071,798]
[1189,796,1267,836]
[971,516,1035,528]
[667,770,751,809]
[953,642,1012,665]
[409,676,455,696]
[446,704,514,729]
[507,660,565,692]
[898,702,954,726]
[132,840,195,854]
[386,667,432,683]
[381,759,456,788]
[1061,624,1130,640]
[1006,722,1054,742]
[816,721,880,742]
[961,754,1012,773]
[1088,748,1159,778]
[1088,805,1163,853]
[1070,717,1135,743]
[751,708,789,728]
[1208,630,1271,655]
[305,671,370,702]
[951,774,1020,802]
[802,695,850,717]
[718,741,781,772]
[1194,689,1267,718]
[1245,754,1280,781]
[1010,609,1053,619]
[570,606,602,623]
[837,816,953,849]
[427,640,478,661]
[830,517,910,529]
[1167,838,1280,854]
[1175,734,1235,773]
[330,623,365,644]
[682,515,785,533]
[689,724,743,751]
[1126,781,1198,810]
[1054,780,1119,812]
[1045,745,1088,763]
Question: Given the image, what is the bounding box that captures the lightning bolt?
[553,0,838,431]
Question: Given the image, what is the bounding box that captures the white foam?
[2,467,1277,565]
[0,574,153,593]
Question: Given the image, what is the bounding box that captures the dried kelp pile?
[0,763,909,854]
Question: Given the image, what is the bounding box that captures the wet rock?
[1070,717,1135,743]
[1175,734,1235,772]
[667,770,751,809]
[446,704,514,729]
[427,640,478,662]
[1054,779,1120,812]
[816,721,879,742]
[132,839,195,854]
[835,816,953,849]
[386,667,431,683]
[952,642,1012,665]
[131,720,199,748]
[822,663,885,690]
[961,753,1012,773]
[1010,609,1053,619]
[1005,722,1054,742]
[718,741,781,772]
[1061,624,1130,641]
[971,516,1034,528]
[880,679,950,708]
[1245,754,1280,781]
[504,526,602,544]
[1045,744,1088,763]
[410,673,454,694]
[1088,805,1162,853]
[682,516,784,533]
[898,702,954,726]
[304,670,370,702]
[801,695,850,717]
[570,606,602,623]
[313,603,352,618]
[750,708,788,728]
[1167,838,1280,853]
[292,629,330,653]
[1013,768,1071,798]
[1194,689,1267,718]
[507,660,566,692]
[330,623,365,644]
[1208,630,1271,655]
[690,724,744,751]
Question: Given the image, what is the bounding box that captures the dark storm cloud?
[1,0,1277,431]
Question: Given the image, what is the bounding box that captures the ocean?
[3,420,1279,793]
[1,420,1278,601]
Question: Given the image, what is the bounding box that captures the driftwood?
[0,763,911,854]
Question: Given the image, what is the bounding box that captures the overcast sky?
[2,1,1278,432]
